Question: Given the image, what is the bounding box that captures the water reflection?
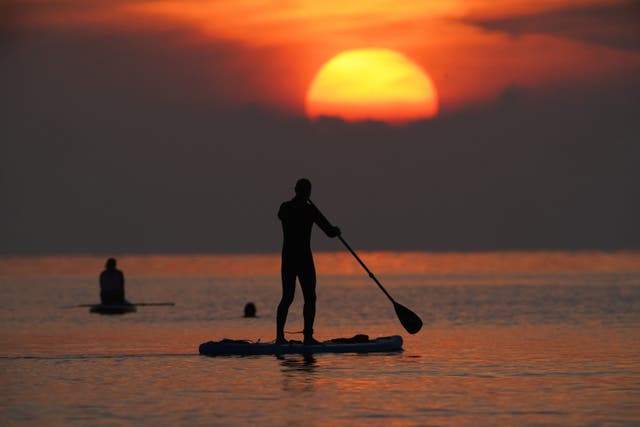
[3,251,639,278]
[278,354,317,393]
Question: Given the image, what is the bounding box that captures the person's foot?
[303,336,322,345]
[276,337,288,345]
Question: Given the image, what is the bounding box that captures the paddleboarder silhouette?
[277,178,340,345]
[99,258,126,304]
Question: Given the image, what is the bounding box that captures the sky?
[1,0,639,255]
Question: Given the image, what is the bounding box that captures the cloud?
[2,77,639,253]
[468,0,640,52]
[5,0,640,114]
[1,24,301,115]
[2,3,639,254]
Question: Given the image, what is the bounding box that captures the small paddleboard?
[89,303,137,315]
[199,335,403,356]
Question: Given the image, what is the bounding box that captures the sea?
[1,251,639,427]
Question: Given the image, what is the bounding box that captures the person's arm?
[311,204,341,238]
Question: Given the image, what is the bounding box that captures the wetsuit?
[277,196,339,339]
[100,268,125,304]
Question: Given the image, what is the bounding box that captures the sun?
[305,48,439,125]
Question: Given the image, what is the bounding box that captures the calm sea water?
[1,252,639,426]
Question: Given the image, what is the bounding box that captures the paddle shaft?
[306,199,423,334]
[337,236,396,304]
[332,218,423,335]
[308,199,395,303]
[132,302,174,307]
[72,302,174,308]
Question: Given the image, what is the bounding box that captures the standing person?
[100,258,126,304]
[276,178,341,345]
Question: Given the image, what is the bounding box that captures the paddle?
[309,200,423,334]
[66,302,175,308]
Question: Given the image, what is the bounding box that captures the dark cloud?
[2,21,639,254]
[0,1,25,56]
[468,0,640,52]
[1,26,272,113]
[2,87,639,253]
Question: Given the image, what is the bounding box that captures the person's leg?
[299,256,319,344]
[276,257,296,343]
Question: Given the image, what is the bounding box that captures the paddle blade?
[393,302,423,334]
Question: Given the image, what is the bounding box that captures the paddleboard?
[199,335,403,356]
[89,303,137,315]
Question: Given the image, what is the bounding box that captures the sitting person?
[100,258,126,304]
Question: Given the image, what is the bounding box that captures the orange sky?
[18,0,640,115]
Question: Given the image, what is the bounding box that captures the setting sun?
[305,49,438,124]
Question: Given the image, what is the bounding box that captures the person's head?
[294,178,312,200]
[105,258,117,270]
